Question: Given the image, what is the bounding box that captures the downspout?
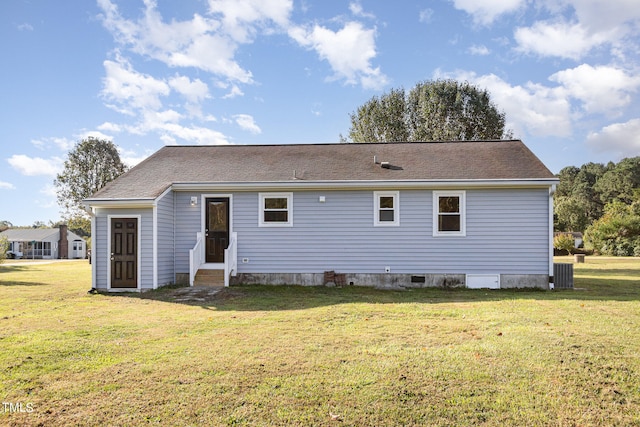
[548,185,556,290]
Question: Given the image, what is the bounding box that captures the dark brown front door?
[205,198,229,263]
[111,218,138,288]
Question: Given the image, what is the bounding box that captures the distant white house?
[0,226,86,259]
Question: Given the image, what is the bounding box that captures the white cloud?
[31,137,75,151]
[96,0,304,146]
[289,21,388,90]
[76,131,115,142]
[450,0,525,25]
[169,75,211,118]
[233,114,262,134]
[169,75,210,104]
[100,55,233,144]
[451,0,640,60]
[51,137,75,151]
[437,70,573,138]
[587,118,640,157]
[123,109,229,145]
[7,155,62,177]
[468,44,490,55]
[514,20,612,60]
[97,122,123,133]
[565,0,640,34]
[349,2,375,20]
[221,84,244,99]
[17,23,34,31]
[160,123,231,145]
[98,0,284,83]
[419,9,434,24]
[550,64,640,115]
[207,0,293,43]
[513,0,640,60]
[164,33,252,83]
[119,148,154,167]
[0,181,15,190]
[102,56,170,112]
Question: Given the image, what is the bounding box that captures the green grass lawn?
[1,258,639,426]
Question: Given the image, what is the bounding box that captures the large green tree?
[54,137,128,218]
[346,79,510,142]
[594,157,640,205]
[554,163,608,232]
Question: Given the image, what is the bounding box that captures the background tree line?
[555,157,640,255]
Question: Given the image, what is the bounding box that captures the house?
[0,225,86,259]
[83,140,559,291]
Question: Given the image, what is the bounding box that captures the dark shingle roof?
[87,140,556,200]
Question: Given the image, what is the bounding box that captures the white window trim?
[259,192,293,227]
[433,190,466,237]
[374,191,399,227]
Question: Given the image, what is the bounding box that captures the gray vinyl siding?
[93,210,109,289]
[174,192,204,274]
[232,189,550,275]
[93,208,154,289]
[156,191,175,286]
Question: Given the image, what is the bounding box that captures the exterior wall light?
[190,196,198,206]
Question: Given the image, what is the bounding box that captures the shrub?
[554,233,576,254]
[585,201,640,256]
[615,241,633,257]
[0,236,8,264]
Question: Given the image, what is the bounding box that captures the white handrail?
[224,232,238,287]
[188,232,204,286]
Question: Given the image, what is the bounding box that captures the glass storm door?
[205,198,230,263]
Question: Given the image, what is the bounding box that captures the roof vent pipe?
[374,155,379,164]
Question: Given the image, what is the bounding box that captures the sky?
[1,0,639,226]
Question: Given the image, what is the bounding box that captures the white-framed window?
[433,191,466,236]
[374,191,399,226]
[259,192,293,227]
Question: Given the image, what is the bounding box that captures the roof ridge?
[162,139,522,148]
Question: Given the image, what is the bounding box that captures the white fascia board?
[172,178,559,192]
[84,198,156,209]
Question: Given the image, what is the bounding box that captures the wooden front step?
[194,269,225,287]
